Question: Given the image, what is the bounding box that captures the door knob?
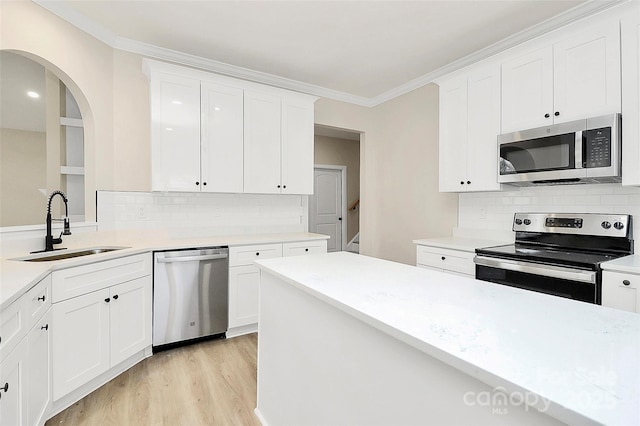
[338,217,342,221]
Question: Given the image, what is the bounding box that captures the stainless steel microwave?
[498,113,621,186]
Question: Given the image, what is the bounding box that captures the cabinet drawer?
[229,244,283,267]
[282,240,327,257]
[416,246,475,276]
[602,271,639,313]
[25,274,52,331]
[52,253,152,303]
[0,296,26,364]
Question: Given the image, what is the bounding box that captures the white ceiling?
[33,0,604,105]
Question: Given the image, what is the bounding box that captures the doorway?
[309,166,346,252]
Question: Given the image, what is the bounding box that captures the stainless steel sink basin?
[12,246,130,262]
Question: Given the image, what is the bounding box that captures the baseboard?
[227,323,258,338]
[254,407,269,426]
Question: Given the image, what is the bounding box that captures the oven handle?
[474,256,597,284]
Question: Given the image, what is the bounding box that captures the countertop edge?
[0,232,329,311]
[254,255,597,426]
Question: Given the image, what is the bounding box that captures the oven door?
[474,256,600,304]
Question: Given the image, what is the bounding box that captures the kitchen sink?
[12,246,130,262]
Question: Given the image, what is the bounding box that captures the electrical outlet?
[136,206,147,219]
[479,207,487,219]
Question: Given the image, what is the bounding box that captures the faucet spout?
[45,190,71,251]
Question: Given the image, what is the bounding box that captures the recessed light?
[172,100,182,105]
[165,127,174,131]
[27,91,40,99]
[214,107,221,111]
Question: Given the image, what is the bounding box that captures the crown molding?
[368,0,628,106]
[33,0,628,108]
[116,37,373,106]
[32,0,117,46]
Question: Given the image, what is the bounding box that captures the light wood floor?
[46,333,260,426]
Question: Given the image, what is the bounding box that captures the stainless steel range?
[474,213,633,304]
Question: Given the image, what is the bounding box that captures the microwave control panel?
[584,127,611,168]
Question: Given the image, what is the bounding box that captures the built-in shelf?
[60,166,85,175]
[60,117,83,127]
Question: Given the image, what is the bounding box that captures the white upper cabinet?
[501,47,553,132]
[244,91,315,194]
[150,73,201,192]
[553,22,621,123]
[281,98,314,194]
[244,91,282,194]
[439,75,468,192]
[145,59,317,195]
[201,82,244,193]
[501,21,621,133]
[622,8,640,186]
[439,64,501,192]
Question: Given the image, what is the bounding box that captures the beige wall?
[314,135,360,242]
[1,0,115,222]
[0,128,47,226]
[315,85,459,265]
[1,2,458,265]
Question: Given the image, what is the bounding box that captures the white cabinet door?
[52,289,110,401]
[501,46,553,133]
[109,277,152,366]
[0,342,26,426]
[602,271,639,313]
[26,309,52,426]
[438,75,468,192]
[201,82,244,193]
[244,91,282,194]
[622,12,640,186]
[281,98,314,194]
[466,66,501,191]
[150,73,201,192]
[553,22,621,123]
[228,265,260,328]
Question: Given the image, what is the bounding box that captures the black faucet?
[45,190,72,251]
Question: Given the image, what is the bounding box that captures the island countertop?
[255,251,640,426]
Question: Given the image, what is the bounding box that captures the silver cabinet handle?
[474,256,596,284]
[157,253,228,263]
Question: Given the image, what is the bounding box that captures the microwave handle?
[575,130,583,169]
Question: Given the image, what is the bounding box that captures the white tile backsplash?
[97,191,308,236]
[459,183,640,251]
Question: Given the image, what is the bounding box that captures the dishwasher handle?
[156,253,228,263]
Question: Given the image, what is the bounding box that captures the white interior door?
[309,168,342,252]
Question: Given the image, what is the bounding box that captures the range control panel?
[513,213,631,237]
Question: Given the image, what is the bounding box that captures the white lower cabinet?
[26,309,52,426]
[0,340,26,426]
[52,288,110,400]
[228,265,261,329]
[602,271,640,313]
[0,276,52,426]
[51,254,152,402]
[228,240,327,333]
[416,245,476,277]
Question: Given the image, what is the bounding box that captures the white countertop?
[602,254,640,274]
[0,231,328,310]
[255,252,640,426]
[413,236,510,253]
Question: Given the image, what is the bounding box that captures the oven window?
[476,265,598,304]
[500,133,575,174]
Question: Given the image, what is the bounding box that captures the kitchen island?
[254,252,640,426]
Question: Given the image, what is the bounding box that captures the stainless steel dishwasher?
[153,247,228,349]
